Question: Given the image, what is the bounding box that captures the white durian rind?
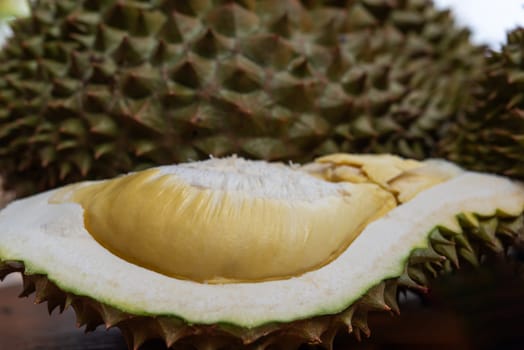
[0,172,523,329]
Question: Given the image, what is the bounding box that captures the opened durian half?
[0,153,523,349]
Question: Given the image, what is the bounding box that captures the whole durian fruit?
[0,0,485,196]
[441,28,524,180]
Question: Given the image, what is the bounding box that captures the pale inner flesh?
[50,157,403,283]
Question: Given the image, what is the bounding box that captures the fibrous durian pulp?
[0,154,523,349]
[0,0,485,196]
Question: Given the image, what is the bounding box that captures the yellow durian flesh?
[53,157,397,283]
[47,155,464,283]
[314,153,422,188]
[308,153,462,203]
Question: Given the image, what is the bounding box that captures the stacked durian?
[441,27,524,180]
[0,0,485,196]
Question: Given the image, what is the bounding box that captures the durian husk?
[0,0,485,196]
[441,28,524,180]
[1,210,522,350]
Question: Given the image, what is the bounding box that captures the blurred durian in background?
[0,0,487,196]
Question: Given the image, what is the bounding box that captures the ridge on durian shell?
[1,211,522,350]
[0,0,485,196]
[440,27,524,180]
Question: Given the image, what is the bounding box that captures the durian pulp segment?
[315,154,422,188]
[49,155,465,283]
[303,154,464,203]
[52,157,398,283]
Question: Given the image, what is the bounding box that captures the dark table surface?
[0,285,471,350]
[0,283,127,349]
[1,262,523,350]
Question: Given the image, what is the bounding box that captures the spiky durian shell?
[1,211,523,350]
[441,28,524,180]
[0,0,484,195]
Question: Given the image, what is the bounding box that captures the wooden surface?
[0,263,523,349]
[0,284,471,350]
[0,285,127,349]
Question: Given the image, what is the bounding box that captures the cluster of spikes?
[0,0,485,196]
[1,211,522,349]
[440,28,524,180]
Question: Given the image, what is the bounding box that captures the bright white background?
[433,0,524,48]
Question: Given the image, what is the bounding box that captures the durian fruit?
[0,154,523,350]
[441,27,524,180]
[0,0,485,196]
